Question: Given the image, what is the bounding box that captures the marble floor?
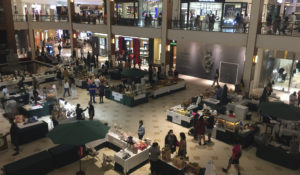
[0,75,300,175]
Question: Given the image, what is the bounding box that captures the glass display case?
[216,115,240,132]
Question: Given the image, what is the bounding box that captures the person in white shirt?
[289,91,297,106]
[2,86,9,97]
[243,13,250,33]
[63,80,70,98]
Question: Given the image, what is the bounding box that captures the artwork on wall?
[203,51,214,73]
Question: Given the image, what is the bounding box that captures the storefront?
[259,49,300,92]
[180,0,247,26]
[115,0,162,19]
[115,35,161,67]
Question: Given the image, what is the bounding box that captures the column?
[107,0,115,61]
[242,0,264,92]
[172,0,181,20]
[3,0,17,53]
[16,0,25,15]
[27,3,36,60]
[252,48,264,89]
[161,0,172,76]
[68,0,75,51]
[139,0,143,20]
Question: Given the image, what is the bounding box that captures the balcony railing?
[73,15,105,25]
[260,22,300,37]
[13,15,27,22]
[31,15,69,22]
[171,20,249,33]
[113,18,161,28]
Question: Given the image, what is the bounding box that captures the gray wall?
[176,40,246,84]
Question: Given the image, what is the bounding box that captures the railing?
[113,18,161,28]
[31,15,69,22]
[260,22,300,37]
[171,20,249,33]
[13,15,27,22]
[73,15,105,25]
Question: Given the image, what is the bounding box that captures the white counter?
[167,105,192,126]
[114,146,150,175]
[153,81,186,97]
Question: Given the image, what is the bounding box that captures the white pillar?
[67,0,74,51]
[253,48,264,89]
[139,0,143,19]
[172,0,180,20]
[243,0,264,92]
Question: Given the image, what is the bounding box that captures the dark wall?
[176,40,246,84]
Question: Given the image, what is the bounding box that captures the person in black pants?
[207,115,215,143]
[149,142,161,174]
[88,101,95,120]
[99,83,105,103]
[9,118,19,156]
[76,104,88,120]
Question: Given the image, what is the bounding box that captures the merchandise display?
[151,79,186,98]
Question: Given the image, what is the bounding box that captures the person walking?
[212,69,219,87]
[89,81,96,103]
[56,68,62,87]
[222,140,242,175]
[178,132,187,159]
[273,15,281,35]
[99,83,105,103]
[149,142,161,175]
[71,81,77,99]
[209,14,215,31]
[243,13,249,33]
[138,120,145,140]
[205,14,210,31]
[88,101,95,120]
[221,84,228,105]
[289,91,298,106]
[63,80,70,98]
[266,14,273,34]
[80,47,84,58]
[8,118,19,156]
[197,116,206,145]
[281,16,289,35]
[234,13,241,32]
[58,43,62,55]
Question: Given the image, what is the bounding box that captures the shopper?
[165,129,178,153]
[158,12,162,26]
[298,90,300,107]
[222,139,242,175]
[243,13,250,33]
[76,104,88,120]
[149,142,161,175]
[89,81,97,103]
[88,101,95,120]
[197,116,206,145]
[58,44,62,55]
[99,83,105,103]
[207,115,215,143]
[62,68,69,81]
[221,84,228,105]
[259,85,272,103]
[209,14,215,31]
[234,13,241,32]
[95,76,100,90]
[281,16,289,35]
[178,132,187,159]
[205,14,210,30]
[8,118,19,156]
[216,85,222,100]
[212,69,219,87]
[63,80,70,98]
[71,81,77,99]
[266,14,272,34]
[289,91,297,106]
[273,15,281,35]
[138,120,145,140]
[56,68,62,86]
[192,113,199,140]
[80,47,84,58]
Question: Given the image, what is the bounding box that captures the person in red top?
[298,90,300,107]
[196,116,206,145]
[222,139,242,175]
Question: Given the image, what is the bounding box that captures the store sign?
[112,91,123,102]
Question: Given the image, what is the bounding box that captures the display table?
[114,147,150,175]
[108,91,148,107]
[0,74,56,88]
[1,93,30,109]
[203,98,220,109]
[152,81,186,98]
[14,121,48,145]
[256,141,300,169]
[158,158,185,175]
[75,78,88,89]
[166,105,193,128]
[20,101,54,118]
[107,132,127,150]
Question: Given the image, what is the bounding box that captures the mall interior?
[0,0,300,175]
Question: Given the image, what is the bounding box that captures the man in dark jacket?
[9,118,19,156]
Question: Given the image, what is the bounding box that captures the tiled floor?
[0,75,299,175]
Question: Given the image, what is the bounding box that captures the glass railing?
[31,15,69,22]
[73,15,105,25]
[260,22,300,37]
[113,18,161,28]
[13,15,27,22]
[171,20,249,33]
